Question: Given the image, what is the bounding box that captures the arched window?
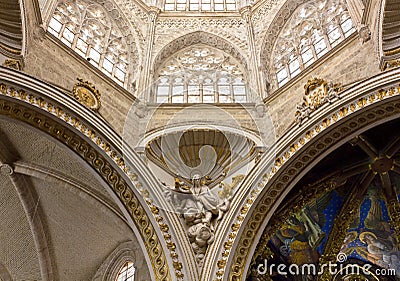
[164,0,236,12]
[116,261,135,281]
[47,0,130,88]
[155,45,248,103]
[272,0,356,88]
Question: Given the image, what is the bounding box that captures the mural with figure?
[339,182,400,276]
[269,188,348,265]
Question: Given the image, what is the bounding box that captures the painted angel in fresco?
[274,192,332,264]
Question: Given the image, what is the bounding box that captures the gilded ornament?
[2,59,22,70]
[72,78,101,111]
[295,78,342,124]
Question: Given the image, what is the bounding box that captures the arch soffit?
[0,68,180,281]
[0,0,27,59]
[153,31,249,75]
[215,68,400,280]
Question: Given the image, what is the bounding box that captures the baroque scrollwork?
[295,78,342,124]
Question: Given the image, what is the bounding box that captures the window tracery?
[272,0,356,88]
[116,261,135,281]
[163,0,236,12]
[155,45,247,103]
[48,0,130,87]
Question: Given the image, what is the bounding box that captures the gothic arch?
[0,0,27,60]
[43,0,145,85]
[259,0,309,84]
[210,68,400,280]
[153,31,249,75]
[0,67,181,281]
[92,241,149,281]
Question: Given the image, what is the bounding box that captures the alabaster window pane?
[341,18,352,33]
[301,48,314,67]
[158,85,169,96]
[202,3,211,10]
[115,68,125,82]
[235,95,246,102]
[63,27,74,42]
[328,28,341,46]
[233,85,245,96]
[76,38,88,53]
[219,95,230,103]
[190,3,199,10]
[172,85,184,96]
[314,39,327,55]
[276,68,287,83]
[165,4,175,10]
[218,85,230,97]
[172,95,184,102]
[48,27,59,37]
[89,48,100,62]
[289,58,300,74]
[203,95,214,103]
[103,58,113,73]
[226,4,236,10]
[214,3,224,10]
[49,18,62,33]
[61,37,72,47]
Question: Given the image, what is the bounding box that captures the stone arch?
[0,0,27,61]
[379,0,400,70]
[209,68,400,280]
[0,67,179,281]
[92,241,148,281]
[153,31,249,75]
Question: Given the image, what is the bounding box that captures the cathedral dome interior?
[0,0,400,280]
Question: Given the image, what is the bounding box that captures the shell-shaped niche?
[146,128,259,186]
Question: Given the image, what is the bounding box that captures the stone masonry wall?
[267,36,381,139]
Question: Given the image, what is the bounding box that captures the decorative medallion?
[72,78,101,111]
[295,78,342,124]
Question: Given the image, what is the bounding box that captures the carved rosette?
[72,78,101,111]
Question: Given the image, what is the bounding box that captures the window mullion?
[184,82,188,103]
[200,83,204,102]
[322,32,332,50]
